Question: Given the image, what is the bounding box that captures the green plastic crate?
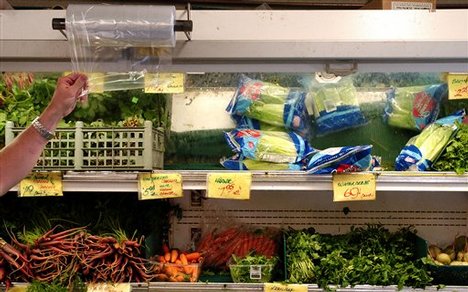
[5,121,164,170]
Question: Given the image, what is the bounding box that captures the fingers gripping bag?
[226,75,310,136]
[395,110,465,171]
[384,84,447,131]
[306,145,373,174]
[224,129,314,164]
[221,154,303,171]
[301,74,367,136]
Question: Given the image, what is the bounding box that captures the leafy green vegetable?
[409,123,456,163]
[285,225,432,290]
[229,253,278,283]
[433,123,468,174]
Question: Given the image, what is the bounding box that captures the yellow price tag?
[332,173,376,202]
[144,73,185,93]
[87,283,131,292]
[138,173,183,200]
[19,172,63,197]
[264,283,308,292]
[447,73,468,100]
[206,172,251,200]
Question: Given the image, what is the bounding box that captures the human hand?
[49,73,88,118]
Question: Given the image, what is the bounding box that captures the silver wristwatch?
[32,117,55,140]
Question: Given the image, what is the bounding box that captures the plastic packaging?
[395,110,465,171]
[306,145,373,174]
[384,84,447,131]
[221,154,302,171]
[301,74,367,136]
[226,76,310,136]
[66,4,175,91]
[224,129,314,164]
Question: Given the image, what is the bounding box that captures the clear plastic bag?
[224,129,314,164]
[226,76,310,137]
[384,84,447,131]
[306,145,373,174]
[66,4,175,92]
[395,110,465,171]
[221,154,303,171]
[301,74,367,136]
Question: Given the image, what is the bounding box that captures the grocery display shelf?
[10,171,468,193]
[2,283,467,291]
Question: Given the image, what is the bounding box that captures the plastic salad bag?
[224,129,314,164]
[384,84,447,131]
[306,145,373,174]
[395,110,465,171]
[301,73,367,136]
[226,76,310,136]
[233,116,284,132]
[221,154,303,171]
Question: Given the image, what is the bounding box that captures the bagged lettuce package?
[221,154,303,171]
[306,145,373,174]
[232,115,284,132]
[224,129,314,164]
[301,74,367,136]
[384,84,447,131]
[226,75,310,136]
[395,109,465,171]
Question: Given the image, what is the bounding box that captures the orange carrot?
[175,259,182,265]
[170,249,179,263]
[185,252,201,262]
[179,253,189,265]
[164,252,171,262]
[158,255,166,263]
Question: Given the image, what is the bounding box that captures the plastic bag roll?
[66,4,176,48]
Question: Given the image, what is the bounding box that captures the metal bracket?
[325,62,358,76]
[183,3,192,41]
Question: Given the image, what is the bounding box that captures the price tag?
[144,73,185,93]
[206,172,251,200]
[447,73,468,100]
[264,283,308,292]
[138,173,183,200]
[19,172,63,197]
[87,283,131,292]
[332,173,376,202]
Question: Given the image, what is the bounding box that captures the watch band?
[32,117,55,140]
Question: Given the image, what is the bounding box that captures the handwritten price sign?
[87,283,130,292]
[144,73,185,93]
[206,172,252,200]
[448,73,468,100]
[264,283,308,292]
[332,173,376,202]
[19,172,63,197]
[138,173,183,200]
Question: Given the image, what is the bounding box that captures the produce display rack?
[9,171,468,193]
[2,283,468,291]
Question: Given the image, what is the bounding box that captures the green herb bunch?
[433,122,468,174]
[286,225,432,290]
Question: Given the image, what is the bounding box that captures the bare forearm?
[0,73,87,196]
[0,107,61,196]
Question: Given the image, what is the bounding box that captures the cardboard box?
[362,0,436,10]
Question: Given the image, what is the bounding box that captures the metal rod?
[51,18,193,32]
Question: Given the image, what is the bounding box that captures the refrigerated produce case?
[0,7,467,291]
